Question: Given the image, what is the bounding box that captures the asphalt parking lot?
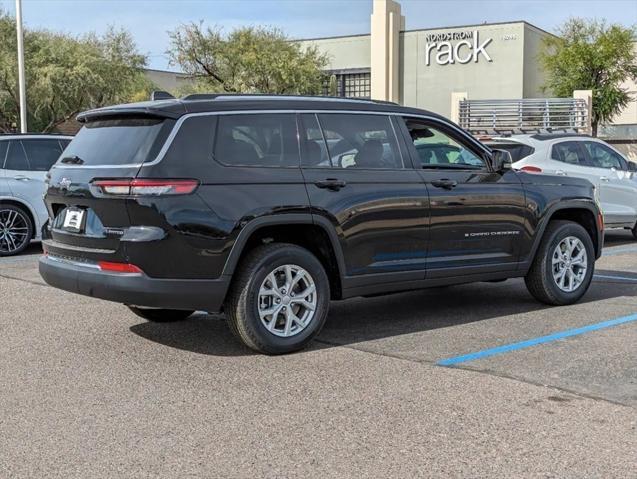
[1,232,636,478]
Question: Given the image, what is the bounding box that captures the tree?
[0,10,153,133]
[540,18,637,136]
[167,24,328,95]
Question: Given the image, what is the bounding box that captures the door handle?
[600,176,610,182]
[555,170,568,176]
[431,179,458,190]
[13,175,30,181]
[315,179,347,191]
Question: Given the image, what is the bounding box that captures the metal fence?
[458,98,589,134]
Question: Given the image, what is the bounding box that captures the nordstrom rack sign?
[424,30,493,66]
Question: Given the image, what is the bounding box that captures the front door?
[299,112,430,278]
[398,116,527,278]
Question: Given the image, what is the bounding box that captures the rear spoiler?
[77,102,185,123]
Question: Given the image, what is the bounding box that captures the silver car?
[485,134,637,239]
[0,134,73,256]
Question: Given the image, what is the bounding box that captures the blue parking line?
[437,313,637,366]
[594,274,637,282]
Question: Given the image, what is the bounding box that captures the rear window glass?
[22,139,63,171]
[486,142,534,162]
[213,114,299,167]
[61,117,173,166]
[4,140,28,170]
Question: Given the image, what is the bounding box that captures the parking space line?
[593,274,637,282]
[437,313,637,366]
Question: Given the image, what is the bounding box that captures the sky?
[1,0,636,71]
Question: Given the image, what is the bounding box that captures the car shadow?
[129,269,636,357]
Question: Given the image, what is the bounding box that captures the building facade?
[298,0,636,141]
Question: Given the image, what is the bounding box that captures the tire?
[127,306,194,322]
[225,243,330,355]
[632,223,637,240]
[525,220,595,305]
[0,204,33,257]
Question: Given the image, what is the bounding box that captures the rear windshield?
[486,142,535,162]
[60,117,174,166]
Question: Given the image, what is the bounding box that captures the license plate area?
[60,207,86,233]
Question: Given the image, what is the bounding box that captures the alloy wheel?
[0,208,30,255]
[257,264,317,337]
[551,236,588,292]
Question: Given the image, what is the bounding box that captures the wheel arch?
[222,214,346,299]
[529,201,602,264]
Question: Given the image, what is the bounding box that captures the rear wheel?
[127,306,194,322]
[225,243,330,354]
[0,204,33,257]
[525,220,595,305]
[632,223,637,240]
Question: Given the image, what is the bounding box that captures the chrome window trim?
[54,109,486,169]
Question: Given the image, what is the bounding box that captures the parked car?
[0,134,73,256]
[483,134,637,239]
[39,95,603,354]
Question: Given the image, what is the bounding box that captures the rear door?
[299,112,429,277]
[5,138,65,235]
[399,116,527,277]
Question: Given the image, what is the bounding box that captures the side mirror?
[491,149,513,173]
[627,162,637,172]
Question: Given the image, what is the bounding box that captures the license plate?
[62,208,85,233]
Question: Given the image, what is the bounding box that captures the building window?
[323,69,371,99]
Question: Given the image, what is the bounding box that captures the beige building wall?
[522,24,551,98]
[144,69,193,92]
[611,42,637,126]
[297,35,371,71]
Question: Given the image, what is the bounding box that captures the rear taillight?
[98,261,143,274]
[520,166,543,173]
[93,179,199,196]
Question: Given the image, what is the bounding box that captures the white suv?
[485,134,637,239]
[0,134,73,255]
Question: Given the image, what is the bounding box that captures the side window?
[582,142,625,170]
[59,139,72,152]
[403,119,485,168]
[4,140,29,171]
[0,141,7,168]
[551,141,586,166]
[299,114,330,167]
[315,114,403,169]
[22,139,63,171]
[213,114,299,167]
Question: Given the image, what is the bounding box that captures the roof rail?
[180,93,398,105]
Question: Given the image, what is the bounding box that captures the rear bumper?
[39,255,229,313]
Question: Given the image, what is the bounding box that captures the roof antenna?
[150,91,175,101]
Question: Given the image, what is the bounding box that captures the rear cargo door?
[44,116,174,263]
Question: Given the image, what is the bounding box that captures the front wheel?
[525,220,595,305]
[127,306,194,322]
[632,223,637,240]
[225,243,330,354]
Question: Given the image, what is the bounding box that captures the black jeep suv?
[39,95,603,354]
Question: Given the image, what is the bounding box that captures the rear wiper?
[60,155,84,165]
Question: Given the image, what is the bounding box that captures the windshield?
[60,117,174,166]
